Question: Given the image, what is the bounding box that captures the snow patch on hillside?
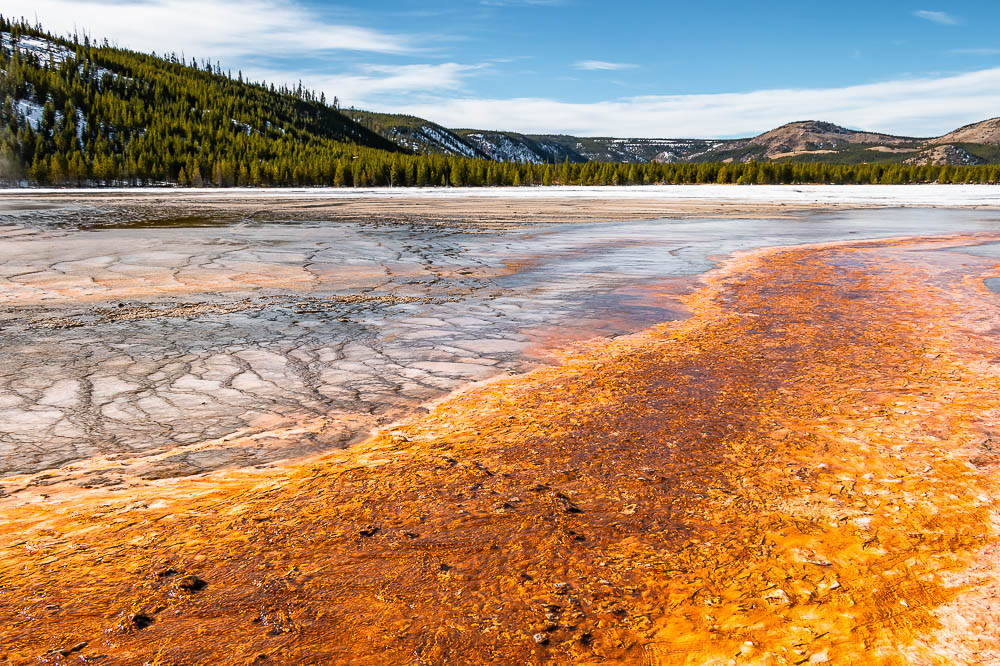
[656,142,728,162]
[464,133,548,164]
[230,119,255,136]
[16,100,45,130]
[419,126,479,158]
[1,32,75,65]
[382,124,480,157]
[262,121,286,136]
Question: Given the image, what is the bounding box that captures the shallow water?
[1,206,999,485]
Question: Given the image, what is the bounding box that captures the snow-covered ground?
[419,126,479,158]
[1,32,74,65]
[4,185,1000,207]
[15,100,45,130]
[464,133,547,163]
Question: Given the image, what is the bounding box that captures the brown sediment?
[1,235,999,664]
[0,261,414,307]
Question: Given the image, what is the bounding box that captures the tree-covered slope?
[0,18,403,185]
[343,111,489,159]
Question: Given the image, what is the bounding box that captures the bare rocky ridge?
[935,117,1000,145]
[746,120,918,157]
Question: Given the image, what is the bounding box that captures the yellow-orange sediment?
[1,235,999,664]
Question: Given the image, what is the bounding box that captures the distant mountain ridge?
[359,115,1000,167]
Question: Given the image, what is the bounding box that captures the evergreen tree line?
[2,18,999,188]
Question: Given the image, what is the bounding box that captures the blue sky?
[6,0,1000,137]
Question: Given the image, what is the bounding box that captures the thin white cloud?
[574,60,638,71]
[385,67,1000,138]
[249,63,486,106]
[914,10,960,25]
[949,48,1000,55]
[0,0,417,57]
[1,0,489,109]
[480,0,566,6]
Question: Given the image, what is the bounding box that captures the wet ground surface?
[2,204,1000,496]
[2,230,999,664]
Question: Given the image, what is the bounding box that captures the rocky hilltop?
[935,117,1000,145]
[746,121,918,157]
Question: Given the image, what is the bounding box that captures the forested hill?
[0,18,403,185]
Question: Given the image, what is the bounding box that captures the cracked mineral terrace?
[1,191,1000,664]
